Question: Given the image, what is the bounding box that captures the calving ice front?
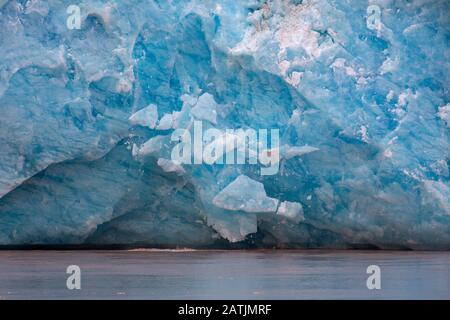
[171,120,281,175]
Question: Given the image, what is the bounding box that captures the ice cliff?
[0,0,449,249]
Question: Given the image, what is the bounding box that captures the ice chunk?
[282,145,319,160]
[276,201,304,223]
[156,113,174,130]
[213,175,279,213]
[190,93,218,124]
[129,104,158,128]
[134,135,166,157]
[157,158,185,175]
[172,98,193,129]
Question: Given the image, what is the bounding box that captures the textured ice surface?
[0,0,449,249]
[190,93,218,125]
[276,201,304,223]
[213,175,280,213]
[129,104,158,128]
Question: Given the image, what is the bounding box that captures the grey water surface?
[0,250,448,299]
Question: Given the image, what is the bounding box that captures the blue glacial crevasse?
[0,0,449,249]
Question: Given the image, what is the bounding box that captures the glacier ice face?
[0,0,449,249]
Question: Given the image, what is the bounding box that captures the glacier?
[0,0,449,249]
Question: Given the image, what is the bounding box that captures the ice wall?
[0,0,449,249]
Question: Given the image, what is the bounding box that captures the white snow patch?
[358,125,369,143]
[380,57,398,75]
[386,90,395,102]
[331,58,358,77]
